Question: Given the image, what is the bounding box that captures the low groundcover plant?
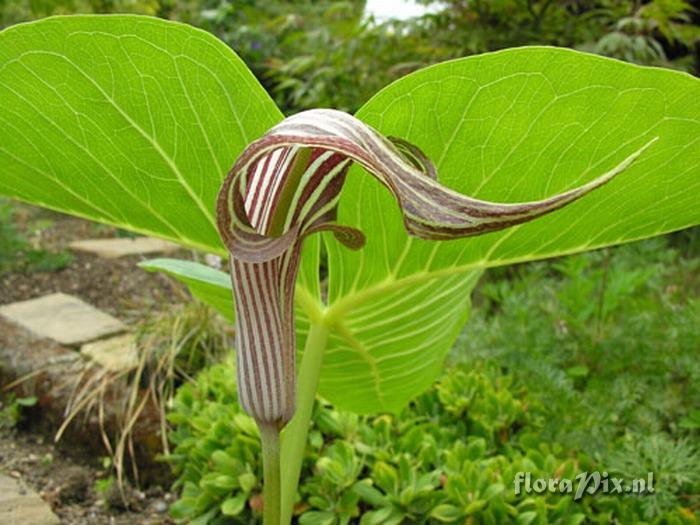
[1,14,699,524]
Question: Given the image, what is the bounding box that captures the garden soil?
[0,203,193,523]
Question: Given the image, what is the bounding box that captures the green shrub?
[453,236,700,520]
[457,237,700,442]
[0,392,37,430]
[0,199,72,274]
[166,356,696,524]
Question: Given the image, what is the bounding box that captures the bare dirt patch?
[0,428,173,524]
[1,203,203,523]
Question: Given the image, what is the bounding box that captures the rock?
[0,474,60,525]
[59,466,90,503]
[0,293,126,346]
[152,500,168,514]
[69,237,179,259]
[0,319,166,486]
[81,334,138,372]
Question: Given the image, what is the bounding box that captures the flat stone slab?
[69,237,179,258]
[0,293,126,346]
[81,334,138,371]
[0,474,60,525]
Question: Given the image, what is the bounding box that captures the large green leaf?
[0,16,319,390]
[319,47,700,413]
[0,15,282,253]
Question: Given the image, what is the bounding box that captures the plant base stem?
[260,422,281,525]
[280,322,329,524]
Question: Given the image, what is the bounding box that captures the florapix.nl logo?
[514,471,655,501]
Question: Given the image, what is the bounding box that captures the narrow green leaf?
[0,15,282,253]
[221,493,247,516]
[138,258,234,321]
[430,504,464,522]
[298,511,337,525]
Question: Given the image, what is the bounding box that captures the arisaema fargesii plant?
[1,15,699,524]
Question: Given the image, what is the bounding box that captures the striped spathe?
[216,109,652,426]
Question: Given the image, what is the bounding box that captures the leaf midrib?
[311,227,684,327]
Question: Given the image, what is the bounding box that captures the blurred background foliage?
[1,0,698,113]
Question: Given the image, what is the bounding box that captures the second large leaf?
[319,47,700,414]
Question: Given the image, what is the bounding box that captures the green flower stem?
[260,422,281,525]
[280,321,329,525]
